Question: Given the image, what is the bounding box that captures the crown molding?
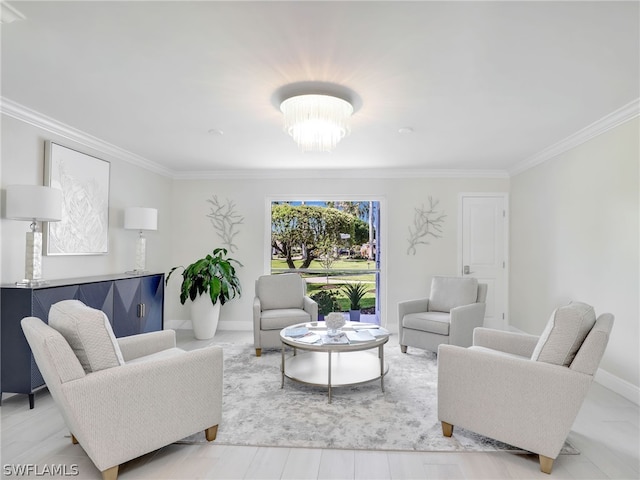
[4,96,635,181]
[171,168,510,181]
[509,98,640,176]
[0,97,175,178]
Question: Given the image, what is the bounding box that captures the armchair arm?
[398,298,430,332]
[437,344,592,459]
[61,345,223,472]
[473,327,539,358]
[449,302,486,348]
[398,298,430,318]
[303,296,318,322]
[117,330,177,362]
[253,296,262,346]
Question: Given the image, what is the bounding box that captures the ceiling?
[1,1,638,177]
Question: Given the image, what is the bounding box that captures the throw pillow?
[48,299,125,373]
[531,301,597,366]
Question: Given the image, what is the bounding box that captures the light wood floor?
[1,330,638,480]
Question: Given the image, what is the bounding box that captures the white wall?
[1,115,173,283]
[510,118,639,394]
[166,176,510,330]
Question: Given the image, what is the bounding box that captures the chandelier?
[280,94,353,152]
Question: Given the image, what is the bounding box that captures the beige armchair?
[253,273,318,356]
[21,300,223,480]
[437,302,614,474]
[398,276,487,354]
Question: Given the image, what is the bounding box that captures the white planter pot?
[190,294,221,340]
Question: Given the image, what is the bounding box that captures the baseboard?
[595,368,640,406]
[218,320,253,331]
[165,319,190,330]
[166,319,253,332]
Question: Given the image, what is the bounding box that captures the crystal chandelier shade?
[280,94,353,152]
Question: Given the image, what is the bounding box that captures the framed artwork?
[44,141,110,255]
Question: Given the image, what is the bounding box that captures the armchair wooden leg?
[400,345,407,353]
[255,348,262,357]
[539,455,554,474]
[71,434,78,444]
[205,425,219,441]
[441,421,453,437]
[101,465,118,480]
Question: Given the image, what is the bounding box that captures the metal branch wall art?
[206,195,244,253]
[406,196,446,255]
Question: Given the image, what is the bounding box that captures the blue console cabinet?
[1,273,164,408]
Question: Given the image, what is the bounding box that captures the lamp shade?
[124,207,158,231]
[280,94,353,152]
[5,185,62,222]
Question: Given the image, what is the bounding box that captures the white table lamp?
[6,185,62,286]
[124,207,157,273]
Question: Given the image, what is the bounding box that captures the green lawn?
[271,257,377,312]
[271,258,376,271]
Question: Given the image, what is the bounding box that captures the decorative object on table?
[406,196,446,255]
[325,311,346,336]
[44,141,110,255]
[341,282,368,322]
[166,248,242,340]
[310,289,339,321]
[124,207,158,273]
[206,195,244,253]
[5,185,62,286]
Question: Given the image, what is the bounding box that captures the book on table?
[345,330,376,342]
[284,326,309,338]
[295,332,322,344]
[368,327,390,337]
[321,333,349,345]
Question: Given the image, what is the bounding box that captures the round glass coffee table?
[280,321,389,403]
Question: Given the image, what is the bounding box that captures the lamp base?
[125,270,149,276]
[21,230,45,286]
[133,234,147,272]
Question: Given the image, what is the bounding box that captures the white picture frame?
[44,141,110,255]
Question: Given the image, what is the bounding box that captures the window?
[269,199,381,324]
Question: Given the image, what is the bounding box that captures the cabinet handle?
[137,303,146,318]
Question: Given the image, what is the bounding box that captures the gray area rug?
[180,344,578,454]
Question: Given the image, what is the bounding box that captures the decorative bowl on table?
[325,312,346,337]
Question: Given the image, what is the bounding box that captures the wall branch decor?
[406,196,446,255]
[206,195,244,253]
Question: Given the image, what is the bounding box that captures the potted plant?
[311,289,340,321]
[341,282,368,322]
[166,247,242,339]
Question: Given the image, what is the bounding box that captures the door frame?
[457,192,509,328]
[264,195,388,327]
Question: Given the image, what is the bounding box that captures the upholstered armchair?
[437,302,614,474]
[253,273,318,356]
[398,276,487,354]
[21,300,223,480]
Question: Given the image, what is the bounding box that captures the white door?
[459,194,508,330]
